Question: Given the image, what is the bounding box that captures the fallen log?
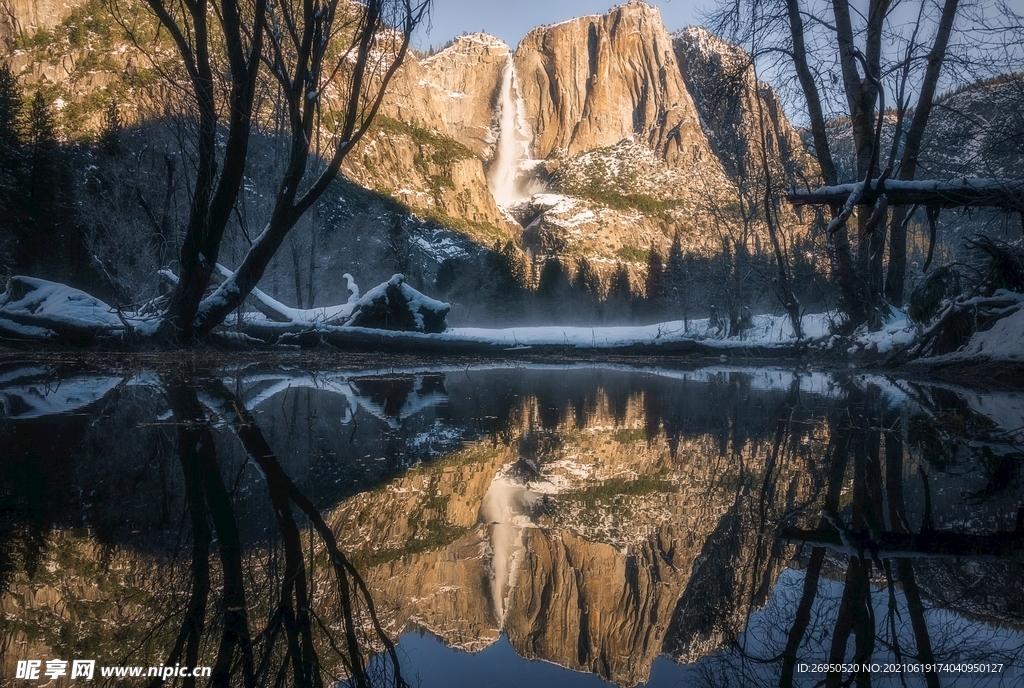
[781,525,1024,560]
[237,320,801,358]
[213,263,361,324]
[788,178,1024,210]
[0,276,125,345]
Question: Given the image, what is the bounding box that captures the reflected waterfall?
[480,473,535,624]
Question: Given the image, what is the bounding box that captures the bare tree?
[129,0,429,342]
[689,15,805,336]
[883,0,960,305]
[714,0,970,329]
[129,0,266,341]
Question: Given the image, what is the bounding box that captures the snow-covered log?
[346,274,450,333]
[218,271,449,341]
[214,264,360,325]
[0,276,124,344]
[788,178,1024,210]
[781,525,1024,560]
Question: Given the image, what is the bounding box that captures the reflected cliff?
[1,363,1022,686]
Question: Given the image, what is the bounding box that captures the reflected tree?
[160,375,407,687]
[712,379,1024,688]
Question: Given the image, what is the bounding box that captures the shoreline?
[2,344,1022,391]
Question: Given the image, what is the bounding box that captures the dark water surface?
[2,362,1023,687]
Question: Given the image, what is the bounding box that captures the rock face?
[673,26,811,181]
[339,33,517,242]
[0,0,86,46]
[2,0,816,294]
[417,34,508,158]
[515,2,716,170]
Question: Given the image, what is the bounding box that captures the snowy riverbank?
[3,276,1022,367]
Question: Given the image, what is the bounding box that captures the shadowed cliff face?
[672,26,812,184]
[2,365,1023,687]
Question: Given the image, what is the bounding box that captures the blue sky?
[413,0,1024,54]
[413,0,712,51]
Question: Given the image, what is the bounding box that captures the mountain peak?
[673,25,746,66]
[514,0,714,168]
[425,32,510,62]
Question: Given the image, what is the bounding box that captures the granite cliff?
[0,1,813,293]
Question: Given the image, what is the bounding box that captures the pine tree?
[607,262,633,300]
[664,232,686,309]
[571,256,603,323]
[483,241,528,322]
[664,232,689,329]
[500,241,530,287]
[573,257,603,298]
[537,257,569,298]
[644,245,664,312]
[17,92,61,270]
[26,91,55,156]
[606,261,636,323]
[0,66,20,277]
[0,65,21,167]
[100,99,123,156]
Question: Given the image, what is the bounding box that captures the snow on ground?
[850,310,917,354]
[947,307,1024,362]
[132,307,832,351]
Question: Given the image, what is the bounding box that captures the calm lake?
[2,362,1023,687]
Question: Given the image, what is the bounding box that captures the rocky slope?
[0,0,86,47]
[0,1,818,308]
[673,26,812,183]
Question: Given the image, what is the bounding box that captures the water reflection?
[1,363,1022,687]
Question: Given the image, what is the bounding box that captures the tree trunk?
[752,59,802,337]
[146,0,265,343]
[885,0,961,305]
[788,178,1024,208]
[833,0,890,326]
[784,0,864,326]
[190,0,424,338]
[290,236,304,310]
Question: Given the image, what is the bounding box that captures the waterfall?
[489,56,531,207]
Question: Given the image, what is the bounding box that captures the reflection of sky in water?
[391,567,1024,687]
[394,632,616,688]
[712,568,1024,687]
[390,629,716,686]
